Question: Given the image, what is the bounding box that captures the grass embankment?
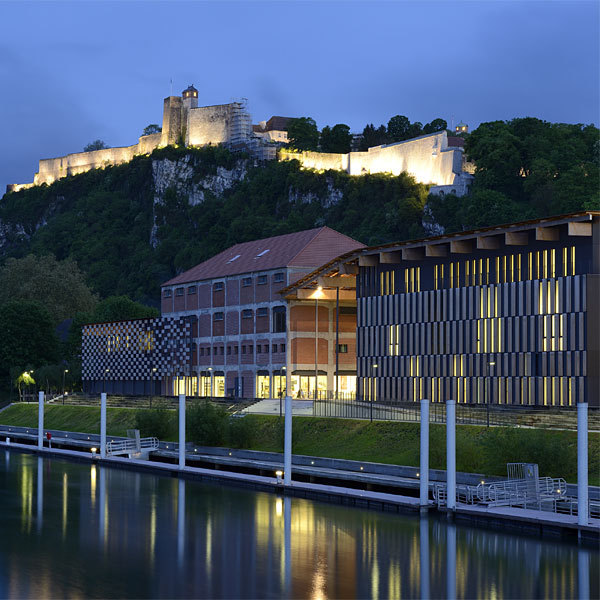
[1,404,598,486]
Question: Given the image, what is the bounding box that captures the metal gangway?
[106,429,159,457]
[434,463,573,515]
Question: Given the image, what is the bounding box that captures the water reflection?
[0,449,598,599]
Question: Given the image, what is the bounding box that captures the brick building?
[160,227,364,398]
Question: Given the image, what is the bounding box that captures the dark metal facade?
[356,217,599,406]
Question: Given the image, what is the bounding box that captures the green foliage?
[142,124,162,136]
[0,254,98,323]
[228,415,254,448]
[286,117,320,151]
[0,301,59,387]
[187,400,229,446]
[387,115,411,142]
[320,124,352,153]
[423,118,447,134]
[135,406,175,440]
[360,124,389,150]
[84,140,108,152]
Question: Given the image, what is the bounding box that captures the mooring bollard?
[100,393,107,459]
[37,391,45,450]
[178,393,186,470]
[284,395,292,485]
[577,402,588,527]
[420,398,430,509]
[446,399,456,511]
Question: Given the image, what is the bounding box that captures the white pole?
[420,398,430,508]
[578,548,590,600]
[177,478,186,567]
[100,392,107,459]
[446,399,456,511]
[179,393,186,469]
[37,391,44,449]
[577,402,588,526]
[284,394,292,485]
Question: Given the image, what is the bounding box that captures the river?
[0,450,596,599]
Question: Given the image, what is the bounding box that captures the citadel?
[8,85,473,196]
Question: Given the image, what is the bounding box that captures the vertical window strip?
[571,246,576,276]
[563,247,568,277]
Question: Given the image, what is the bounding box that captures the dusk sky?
[1,0,598,193]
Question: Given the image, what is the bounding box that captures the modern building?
[159,227,364,398]
[282,211,600,407]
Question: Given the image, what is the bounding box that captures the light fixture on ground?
[62,369,69,405]
[486,359,496,427]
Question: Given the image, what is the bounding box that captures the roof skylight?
[227,254,241,264]
[255,249,270,258]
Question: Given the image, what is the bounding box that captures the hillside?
[1,117,597,305]
[0,145,429,303]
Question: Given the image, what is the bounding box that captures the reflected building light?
[388,563,401,599]
[177,479,186,569]
[205,517,212,579]
[62,472,68,539]
[21,463,33,533]
[149,494,157,564]
[311,564,327,600]
[37,457,43,533]
[275,498,283,517]
[90,465,97,509]
[370,561,379,600]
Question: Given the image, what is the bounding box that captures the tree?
[143,124,162,136]
[286,117,320,151]
[83,139,109,152]
[387,115,411,142]
[0,255,98,324]
[0,301,60,386]
[15,370,36,401]
[359,124,389,150]
[406,121,423,139]
[320,124,352,153]
[423,118,448,134]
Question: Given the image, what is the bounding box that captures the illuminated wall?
[280,131,469,191]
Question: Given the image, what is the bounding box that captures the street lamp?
[103,368,110,394]
[487,359,496,427]
[208,367,213,398]
[62,369,69,405]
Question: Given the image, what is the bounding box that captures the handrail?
[106,437,159,456]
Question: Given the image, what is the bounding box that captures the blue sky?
[1,0,598,192]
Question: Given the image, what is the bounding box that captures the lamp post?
[371,363,378,422]
[486,359,496,427]
[103,368,110,395]
[62,369,69,405]
[208,367,213,398]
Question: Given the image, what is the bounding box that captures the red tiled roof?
[162,227,364,286]
[447,136,465,147]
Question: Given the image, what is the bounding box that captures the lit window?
[338,344,348,353]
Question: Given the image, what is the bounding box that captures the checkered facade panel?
[82,317,191,380]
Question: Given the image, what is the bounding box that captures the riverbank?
[1,403,598,485]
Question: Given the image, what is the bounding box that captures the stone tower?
[161,96,183,146]
[182,84,198,110]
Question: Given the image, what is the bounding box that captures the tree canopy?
[143,124,162,136]
[320,124,352,153]
[83,139,109,152]
[286,117,320,151]
[0,254,98,323]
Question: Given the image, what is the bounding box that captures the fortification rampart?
[279,131,471,194]
[187,105,231,147]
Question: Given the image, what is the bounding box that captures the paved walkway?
[243,399,314,416]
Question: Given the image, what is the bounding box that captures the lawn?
[1,404,597,485]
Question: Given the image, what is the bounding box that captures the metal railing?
[106,437,159,456]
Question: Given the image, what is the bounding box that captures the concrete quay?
[1,431,598,545]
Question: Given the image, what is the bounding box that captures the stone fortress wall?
[7,86,472,197]
[280,131,473,195]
